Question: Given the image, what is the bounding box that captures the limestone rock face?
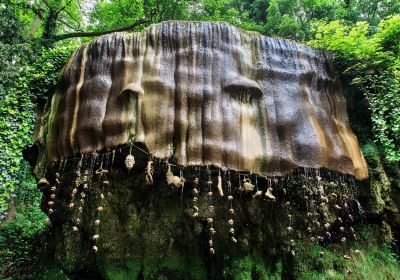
[36,21,367,180]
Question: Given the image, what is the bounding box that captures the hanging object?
[192,174,200,218]
[265,187,276,202]
[91,157,109,252]
[124,146,135,171]
[206,169,214,213]
[95,168,109,177]
[166,163,185,188]
[125,154,135,170]
[240,177,255,192]
[207,217,216,254]
[45,172,60,222]
[217,173,224,197]
[37,178,50,191]
[76,168,89,216]
[205,167,216,253]
[253,190,263,199]
[145,160,154,186]
[289,239,296,256]
[252,176,262,199]
[70,157,86,233]
[226,173,237,243]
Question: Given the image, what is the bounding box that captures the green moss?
[362,143,381,164]
[349,245,400,280]
[295,236,400,280]
[222,253,281,280]
[104,263,135,280]
[102,259,142,280]
[103,252,207,280]
[299,271,343,280]
[296,244,346,280]
[28,267,71,280]
[126,259,142,278]
[360,143,391,214]
[141,251,207,280]
[225,255,252,279]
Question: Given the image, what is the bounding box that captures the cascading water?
[35,21,367,180]
[31,21,370,278]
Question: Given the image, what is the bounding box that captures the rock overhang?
[35,21,368,180]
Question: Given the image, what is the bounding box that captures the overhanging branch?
[52,18,151,41]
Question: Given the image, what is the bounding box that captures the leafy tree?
[0,46,76,215]
[309,16,400,161]
[343,0,400,27]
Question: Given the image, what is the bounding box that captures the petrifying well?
[36,21,368,180]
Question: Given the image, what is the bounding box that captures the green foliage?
[230,0,399,41]
[0,45,76,215]
[295,236,400,280]
[26,268,71,280]
[222,253,281,279]
[24,0,84,40]
[88,0,145,31]
[0,161,47,279]
[309,15,400,162]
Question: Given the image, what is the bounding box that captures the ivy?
[309,15,400,162]
[0,45,76,216]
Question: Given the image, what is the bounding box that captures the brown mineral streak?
[69,44,88,151]
[41,21,368,180]
[299,52,330,166]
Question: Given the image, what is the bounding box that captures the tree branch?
[55,0,73,17]
[41,0,52,10]
[62,8,81,26]
[52,18,151,41]
[57,18,82,32]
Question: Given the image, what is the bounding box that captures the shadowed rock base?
[41,152,366,280]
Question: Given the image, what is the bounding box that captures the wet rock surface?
[40,151,366,279]
[35,21,367,180]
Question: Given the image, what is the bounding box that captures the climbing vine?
[309,15,400,162]
[0,46,76,216]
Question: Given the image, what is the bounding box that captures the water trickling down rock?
[36,21,368,180]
